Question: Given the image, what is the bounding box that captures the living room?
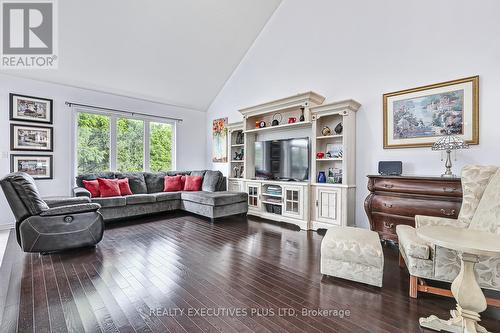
[0,0,499,332]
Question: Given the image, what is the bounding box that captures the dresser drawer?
[371,213,414,241]
[371,195,461,218]
[371,178,462,198]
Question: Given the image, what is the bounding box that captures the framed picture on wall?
[9,93,53,124]
[10,124,53,152]
[10,154,53,179]
[383,76,479,149]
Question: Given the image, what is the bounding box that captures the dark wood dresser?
[364,175,462,242]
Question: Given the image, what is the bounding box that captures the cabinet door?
[282,185,304,220]
[246,183,261,210]
[315,187,341,225]
[228,180,242,192]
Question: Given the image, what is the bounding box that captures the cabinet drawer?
[371,196,461,218]
[371,213,414,239]
[371,178,462,197]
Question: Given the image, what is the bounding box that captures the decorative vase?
[321,126,332,136]
[318,171,326,183]
[272,113,282,126]
[316,152,325,159]
[334,122,343,135]
[299,107,305,122]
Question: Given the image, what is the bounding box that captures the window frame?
[71,108,176,182]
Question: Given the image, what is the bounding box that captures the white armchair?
[396,165,500,302]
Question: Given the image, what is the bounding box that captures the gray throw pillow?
[115,172,148,194]
[202,170,223,192]
[144,172,167,193]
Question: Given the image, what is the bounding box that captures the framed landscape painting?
[212,117,228,162]
[11,154,53,179]
[10,124,53,152]
[10,93,53,124]
[383,76,479,148]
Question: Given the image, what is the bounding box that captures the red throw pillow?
[118,178,133,196]
[97,178,121,197]
[183,175,203,191]
[83,180,100,198]
[164,175,183,192]
[181,175,187,189]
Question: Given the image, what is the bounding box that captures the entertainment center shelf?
[227,92,360,230]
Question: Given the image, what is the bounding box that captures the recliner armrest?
[44,196,91,208]
[73,186,91,198]
[39,203,101,216]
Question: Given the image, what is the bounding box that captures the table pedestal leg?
[419,252,490,333]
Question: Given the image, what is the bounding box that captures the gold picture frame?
[383,76,479,149]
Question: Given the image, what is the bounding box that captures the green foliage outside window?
[117,118,144,172]
[77,112,173,174]
[150,122,173,172]
[77,113,110,174]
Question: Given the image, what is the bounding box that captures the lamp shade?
[431,134,469,151]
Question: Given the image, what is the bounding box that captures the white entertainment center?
[226,92,360,230]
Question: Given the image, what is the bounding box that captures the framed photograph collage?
[9,93,54,179]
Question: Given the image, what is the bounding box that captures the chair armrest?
[415,215,468,229]
[73,186,91,198]
[43,196,91,208]
[396,225,431,260]
[39,203,101,216]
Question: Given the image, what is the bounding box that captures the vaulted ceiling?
[3,0,281,111]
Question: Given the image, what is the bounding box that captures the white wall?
[206,0,500,228]
[0,74,207,225]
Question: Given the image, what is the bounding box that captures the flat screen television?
[254,138,309,181]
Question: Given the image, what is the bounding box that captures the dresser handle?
[383,221,394,229]
[383,203,393,208]
[440,209,456,216]
[443,187,458,193]
[383,184,394,189]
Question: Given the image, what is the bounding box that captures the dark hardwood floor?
[0,212,499,333]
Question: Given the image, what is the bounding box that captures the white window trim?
[71,107,177,186]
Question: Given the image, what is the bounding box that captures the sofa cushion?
[181,191,247,206]
[152,192,182,202]
[167,170,191,176]
[201,170,223,192]
[83,179,100,198]
[190,170,206,177]
[126,194,156,205]
[118,178,133,196]
[184,176,203,191]
[97,178,121,197]
[144,172,167,193]
[76,172,115,187]
[164,175,183,192]
[92,196,126,208]
[115,172,147,194]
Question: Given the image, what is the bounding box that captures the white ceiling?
[3,0,281,111]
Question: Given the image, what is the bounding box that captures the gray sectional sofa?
[73,170,248,222]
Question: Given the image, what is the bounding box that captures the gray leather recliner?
[0,172,104,253]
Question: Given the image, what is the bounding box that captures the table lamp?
[432,130,469,177]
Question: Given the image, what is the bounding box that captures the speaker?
[378,161,402,176]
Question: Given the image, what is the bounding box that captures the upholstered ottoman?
[321,227,384,287]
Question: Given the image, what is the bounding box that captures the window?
[117,118,144,172]
[150,122,173,172]
[75,111,175,174]
[76,113,110,173]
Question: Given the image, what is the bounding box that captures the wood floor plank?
[0,212,499,333]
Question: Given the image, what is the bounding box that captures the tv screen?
[254,138,309,181]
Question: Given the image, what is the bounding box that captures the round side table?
[417,226,500,333]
